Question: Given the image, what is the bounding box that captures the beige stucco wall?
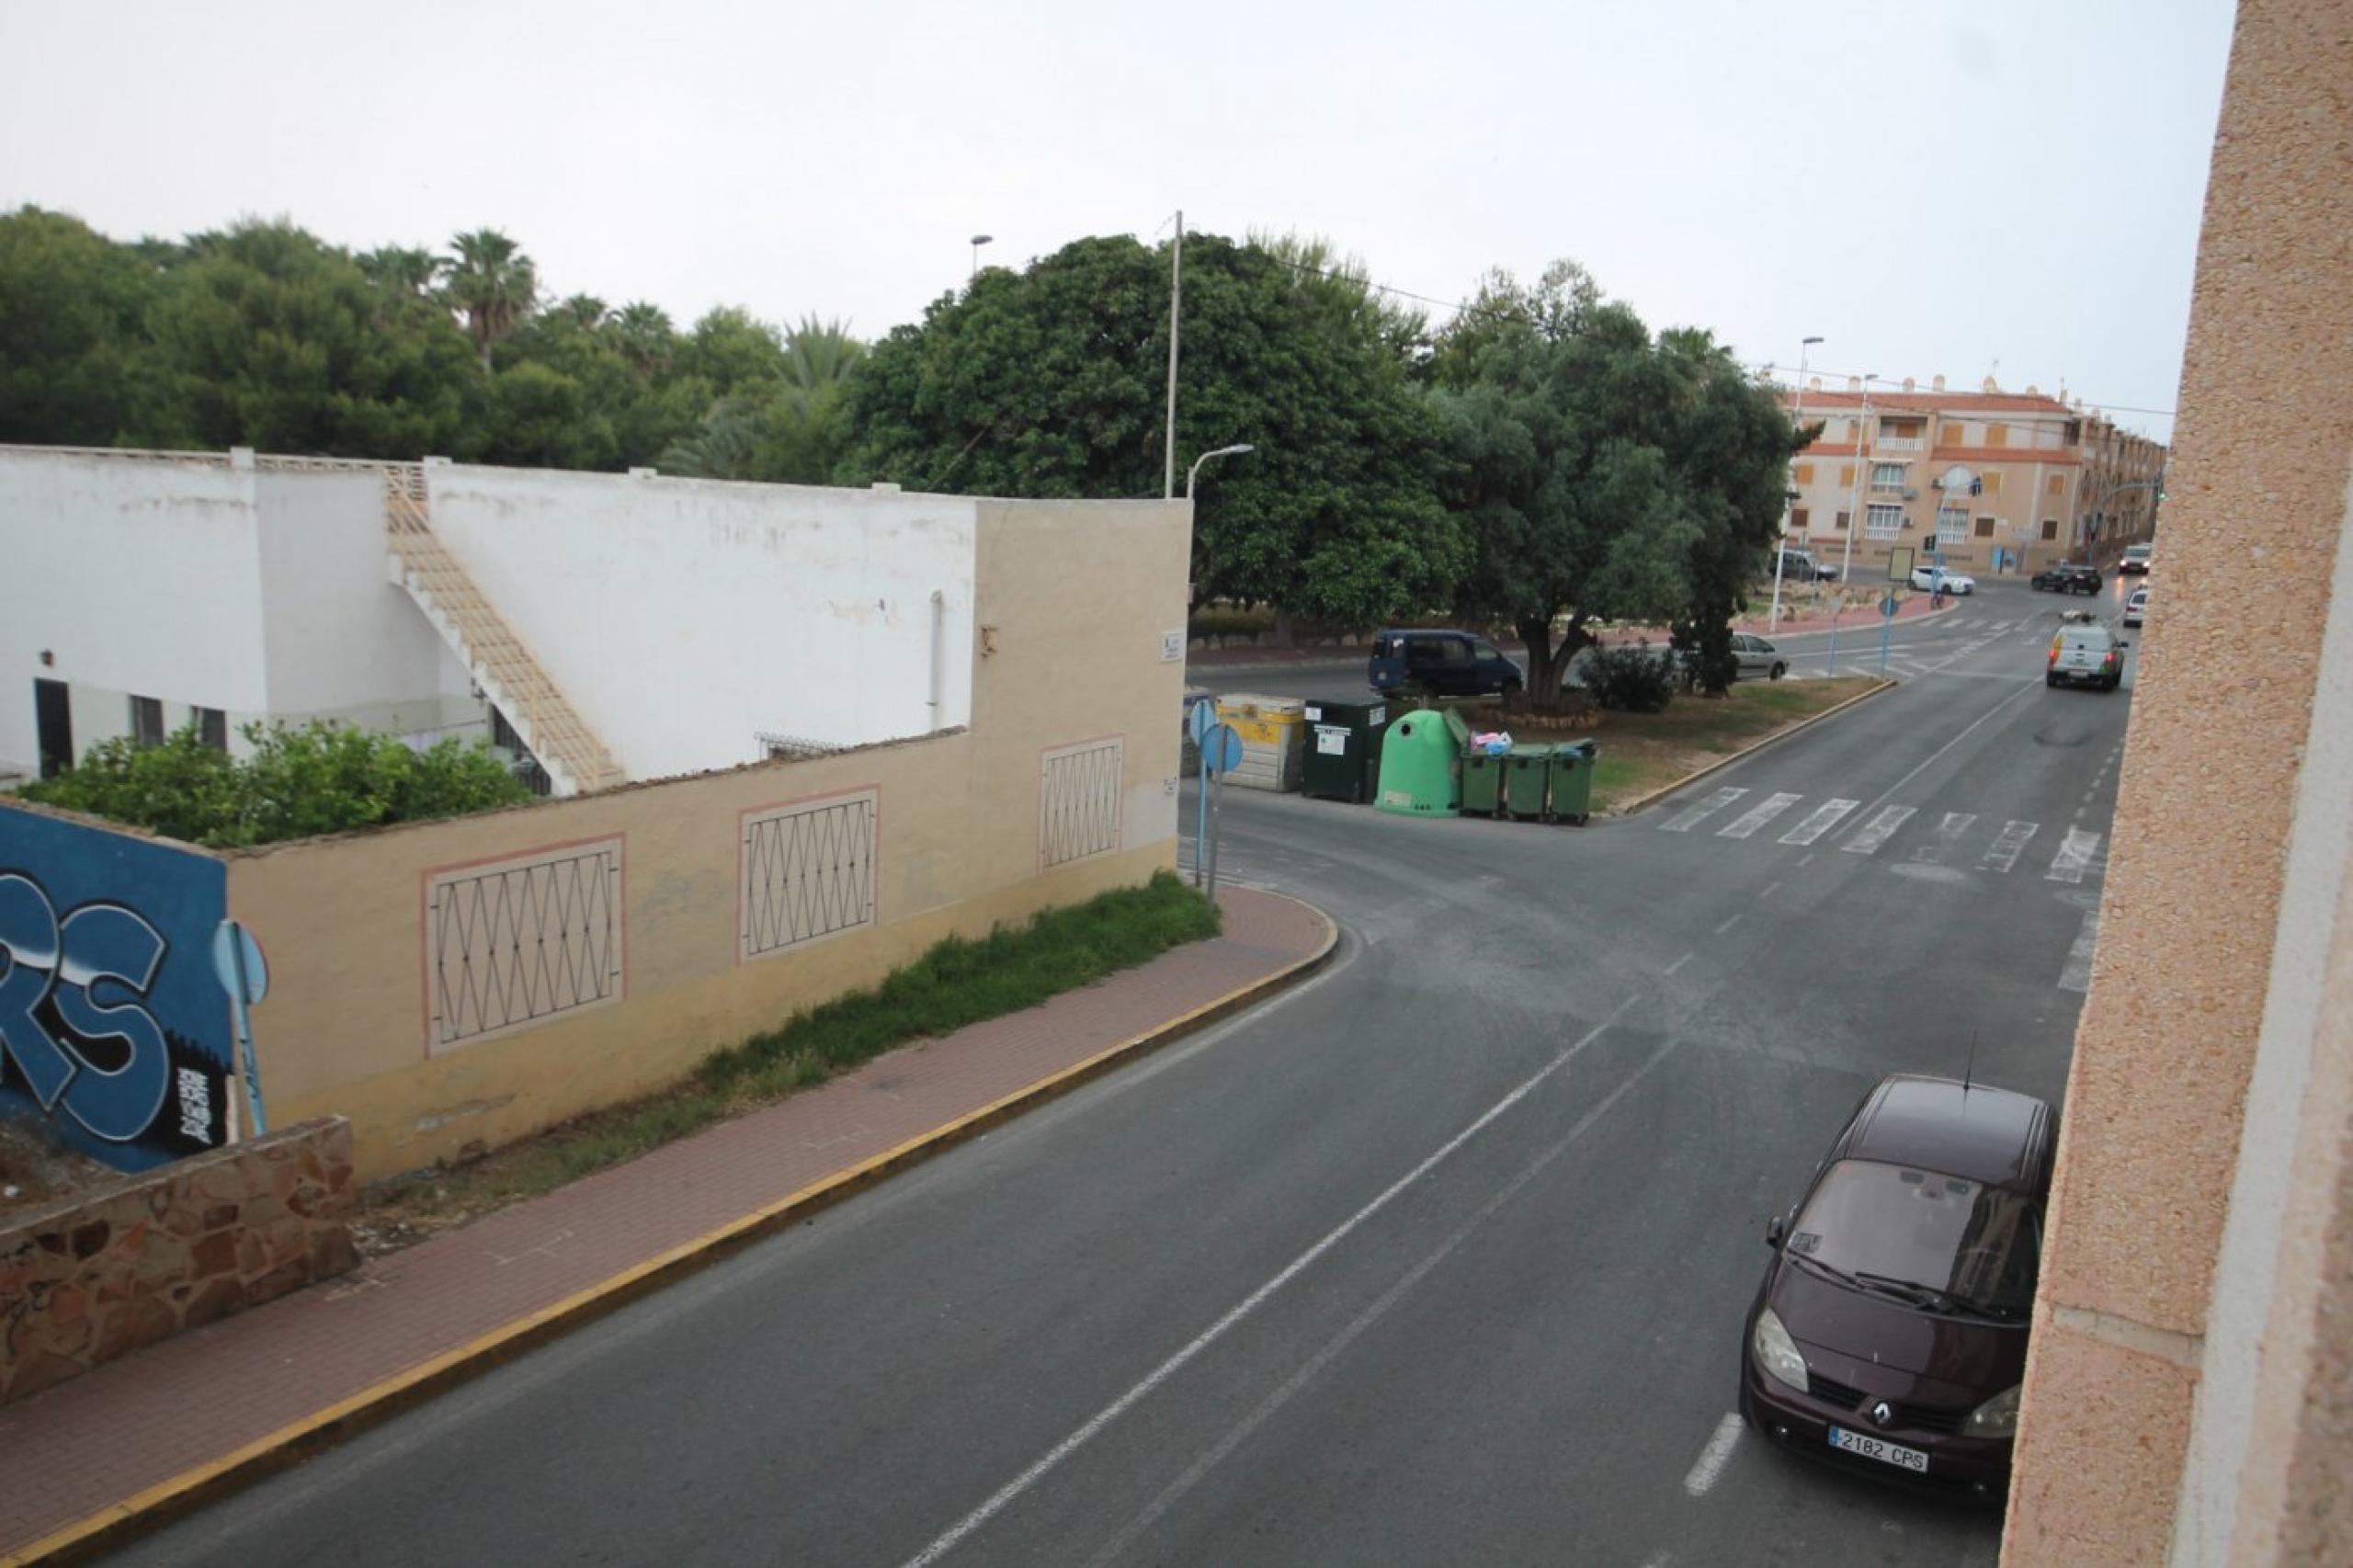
[2003,1,2353,1562]
[226,496,1191,1180]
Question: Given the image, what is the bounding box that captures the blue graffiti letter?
[53,903,172,1143]
[0,873,74,1110]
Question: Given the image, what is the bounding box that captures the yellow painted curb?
[1608,677,1899,819]
[11,894,1340,1567]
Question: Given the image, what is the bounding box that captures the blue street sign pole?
[1188,700,1216,888]
[210,919,269,1138]
[1880,593,1897,676]
[1204,722,1244,901]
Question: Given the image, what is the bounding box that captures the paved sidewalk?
[0,884,1335,1563]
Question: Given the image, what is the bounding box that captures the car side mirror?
[2117,641,2131,650]
[1765,1216,1786,1249]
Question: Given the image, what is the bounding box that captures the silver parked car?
[1731,632,1790,681]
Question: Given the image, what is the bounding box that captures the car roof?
[1378,628,1477,638]
[1844,1074,2052,1188]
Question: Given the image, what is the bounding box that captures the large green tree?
[0,207,166,445]
[441,228,539,369]
[1429,261,1802,702]
[838,232,1462,626]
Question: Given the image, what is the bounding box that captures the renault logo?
[1871,1401,1894,1426]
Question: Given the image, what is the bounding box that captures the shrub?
[1585,640,1680,713]
[20,720,532,846]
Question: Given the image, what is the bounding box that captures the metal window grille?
[1865,505,1904,540]
[426,838,623,1050]
[1937,506,1970,545]
[1040,738,1123,869]
[741,790,877,960]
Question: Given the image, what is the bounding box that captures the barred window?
[1040,737,1123,869]
[426,837,624,1050]
[741,789,878,960]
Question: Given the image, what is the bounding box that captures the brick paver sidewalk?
[0,884,1333,1561]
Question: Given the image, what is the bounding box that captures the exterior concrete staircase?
[381,465,625,796]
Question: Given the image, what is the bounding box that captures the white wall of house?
[424,464,978,778]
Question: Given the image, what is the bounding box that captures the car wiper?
[1852,1272,1952,1311]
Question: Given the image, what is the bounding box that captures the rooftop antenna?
[1963,1029,1980,1096]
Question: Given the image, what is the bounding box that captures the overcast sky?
[5,0,2234,441]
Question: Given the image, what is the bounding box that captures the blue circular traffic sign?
[1881,595,1899,619]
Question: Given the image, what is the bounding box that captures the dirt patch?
[0,1118,117,1219]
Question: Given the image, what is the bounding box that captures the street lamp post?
[1769,335,1824,633]
[1825,375,1876,677]
[1187,443,1254,499]
[969,233,994,280]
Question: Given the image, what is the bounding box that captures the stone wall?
[0,1119,358,1405]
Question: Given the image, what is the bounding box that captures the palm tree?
[358,245,439,299]
[555,293,611,329]
[779,315,864,395]
[440,229,540,369]
[612,301,676,377]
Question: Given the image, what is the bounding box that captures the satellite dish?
[1938,465,1980,494]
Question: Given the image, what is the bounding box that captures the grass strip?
[358,870,1220,1249]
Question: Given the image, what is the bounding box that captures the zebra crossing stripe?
[1660,786,1747,833]
[2047,828,2104,883]
[2060,908,2099,992]
[1911,812,1979,863]
[1780,799,1859,846]
[1843,805,1915,855]
[1719,792,1802,839]
[1980,821,2040,873]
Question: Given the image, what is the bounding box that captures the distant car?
[1910,565,1976,596]
[2048,619,2129,690]
[1368,629,1524,698]
[1774,549,1840,583]
[2030,563,2102,595]
[1741,1075,2052,1498]
[1731,632,1790,681]
[2119,543,2154,575]
[2123,587,2149,628]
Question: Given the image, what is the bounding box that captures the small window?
[196,706,228,750]
[1937,506,1970,545]
[131,695,165,748]
[1974,516,1996,539]
[1866,505,1904,540]
[1983,472,2004,496]
[1790,507,1810,531]
[1838,464,1856,488]
[2041,518,2060,540]
[1834,510,1851,532]
[1984,424,2008,449]
[1870,462,1907,492]
[2048,473,2065,495]
[1794,463,1815,485]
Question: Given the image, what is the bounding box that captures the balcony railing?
[1875,435,1927,452]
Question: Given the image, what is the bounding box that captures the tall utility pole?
[1163,210,1183,500]
[1769,336,1824,633]
[1826,376,1875,677]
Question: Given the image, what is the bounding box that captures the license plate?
[1829,1426,1928,1473]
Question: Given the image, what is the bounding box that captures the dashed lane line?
[1681,1413,1745,1497]
[1843,805,1916,856]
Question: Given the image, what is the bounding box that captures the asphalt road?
[118,578,2134,1568]
[1190,574,2143,700]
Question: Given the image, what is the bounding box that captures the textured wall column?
[2002,1,2353,1562]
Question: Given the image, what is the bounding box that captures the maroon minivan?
[1740,1075,2053,1496]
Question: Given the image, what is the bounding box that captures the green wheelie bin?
[1505,743,1556,821]
[1461,749,1506,817]
[1547,739,1599,825]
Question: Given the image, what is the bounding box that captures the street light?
[1187,443,1254,499]
[1769,335,1824,633]
[969,233,994,280]
[1825,373,1877,677]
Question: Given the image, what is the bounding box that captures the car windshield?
[1788,1159,2040,1316]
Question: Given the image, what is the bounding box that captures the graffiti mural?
[0,807,231,1171]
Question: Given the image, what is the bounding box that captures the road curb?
[1609,677,1899,819]
[17,897,1342,1567]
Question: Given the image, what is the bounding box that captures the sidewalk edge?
[16,896,1341,1568]
[1610,677,1898,818]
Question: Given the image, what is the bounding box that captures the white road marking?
[1980,821,2040,873]
[2060,908,2100,992]
[1718,791,1802,839]
[1714,912,1744,934]
[2048,828,2104,883]
[1682,1413,1745,1497]
[898,994,1645,1568]
[1080,1037,1685,1568]
[1843,805,1915,856]
[1910,812,1978,864]
[1780,798,1859,846]
[1759,881,1781,900]
[1660,786,1747,833]
[1856,676,2042,818]
[1664,951,1695,975]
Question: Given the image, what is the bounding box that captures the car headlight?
[1751,1307,1808,1392]
[1965,1383,2021,1438]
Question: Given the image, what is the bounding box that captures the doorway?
[34,678,71,778]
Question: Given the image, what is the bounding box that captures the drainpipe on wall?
[929,589,947,731]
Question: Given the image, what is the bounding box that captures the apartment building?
[1778,378,2165,581]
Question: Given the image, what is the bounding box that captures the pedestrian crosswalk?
[1656,785,2105,881]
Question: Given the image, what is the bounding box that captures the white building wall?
[424,465,977,778]
[0,449,270,773]
[254,469,466,731]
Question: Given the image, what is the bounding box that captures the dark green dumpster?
[1547,739,1599,824]
[1461,749,1506,816]
[1301,698,1392,804]
[1505,743,1557,821]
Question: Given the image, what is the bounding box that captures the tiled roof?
[1781,390,2077,416]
